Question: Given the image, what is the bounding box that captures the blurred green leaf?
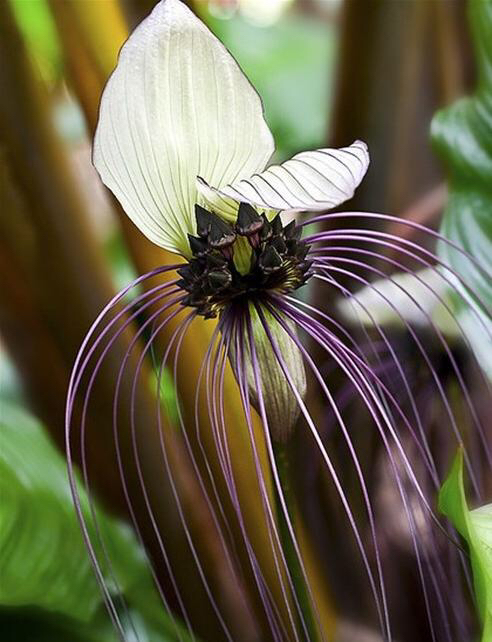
[439,450,492,642]
[105,231,138,293]
[431,0,492,377]
[1,605,116,642]
[205,12,335,160]
[0,351,24,405]
[0,402,98,621]
[10,0,62,86]
[0,401,192,641]
[1,603,181,642]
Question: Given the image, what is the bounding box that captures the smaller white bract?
[93,0,369,258]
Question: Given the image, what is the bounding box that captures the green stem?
[273,440,320,642]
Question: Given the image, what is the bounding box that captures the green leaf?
[431,0,492,377]
[1,605,117,642]
[0,403,99,621]
[0,401,192,641]
[9,0,62,87]
[439,450,492,641]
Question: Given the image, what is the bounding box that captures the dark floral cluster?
[177,203,313,318]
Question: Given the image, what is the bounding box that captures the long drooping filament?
[66,213,491,642]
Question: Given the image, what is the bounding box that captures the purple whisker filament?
[66,212,491,642]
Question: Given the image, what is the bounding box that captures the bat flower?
[92,0,370,442]
[66,1,492,641]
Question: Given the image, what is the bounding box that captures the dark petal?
[195,204,213,237]
[191,290,207,305]
[206,252,228,268]
[259,215,273,242]
[208,269,232,291]
[190,259,206,276]
[294,243,309,260]
[176,278,191,291]
[177,264,195,280]
[220,245,235,261]
[176,278,195,292]
[271,236,287,255]
[236,202,264,236]
[271,214,283,236]
[188,234,209,257]
[298,259,313,273]
[248,233,261,249]
[283,220,302,240]
[259,245,283,273]
[208,212,236,248]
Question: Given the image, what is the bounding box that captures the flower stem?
[273,440,320,642]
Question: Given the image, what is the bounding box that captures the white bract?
[337,268,458,330]
[93,0,369,258]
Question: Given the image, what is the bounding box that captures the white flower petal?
[196,176,239,223]
[338,268,492,380]
[93,0,274,255]
[337,267,457,330]
[196,176,278,223]
[200,140,369,216]
[456,306,492,381]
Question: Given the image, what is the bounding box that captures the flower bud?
[228,304,306,442]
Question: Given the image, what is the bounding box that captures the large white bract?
[93,0,369,257]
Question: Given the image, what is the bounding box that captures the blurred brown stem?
[330,0,469,215]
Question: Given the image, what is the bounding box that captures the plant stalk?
[273,440,321,642]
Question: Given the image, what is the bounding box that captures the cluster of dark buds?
[177,203,313,318]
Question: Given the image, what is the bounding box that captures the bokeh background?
[0,1,487,641]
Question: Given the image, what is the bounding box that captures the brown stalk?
[330,0,445,215]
